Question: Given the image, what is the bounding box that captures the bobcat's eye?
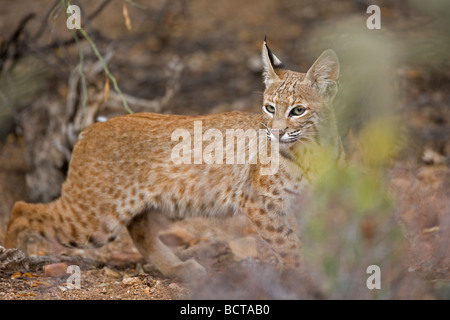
[264,105,276,114]
[290,106,307,117]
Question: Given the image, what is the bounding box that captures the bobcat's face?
[260,40,339,149]
[261,71,324,145]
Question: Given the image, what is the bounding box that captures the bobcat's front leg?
[242,195,303,270]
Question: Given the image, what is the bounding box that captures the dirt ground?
[0,0,449,300]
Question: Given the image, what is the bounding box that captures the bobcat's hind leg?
[126,210,206,282]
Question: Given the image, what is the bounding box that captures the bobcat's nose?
[271,129,285,140]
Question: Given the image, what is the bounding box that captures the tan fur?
[5,42,342,280]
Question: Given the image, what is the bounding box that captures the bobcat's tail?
[4,201,54,253]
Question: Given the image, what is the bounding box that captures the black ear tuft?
[264,37,284,69]
[261,37,284,87]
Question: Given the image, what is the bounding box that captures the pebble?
[43,263,69,278]
[122,277,140,286]
[58,286,67,292]
[103,267,120,278]
[65,283,79,290]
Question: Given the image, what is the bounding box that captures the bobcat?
[5,40,343,281]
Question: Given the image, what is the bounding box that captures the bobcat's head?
[261,39,341,159]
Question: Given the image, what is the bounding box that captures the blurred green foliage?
[301,144,401,298]
[298,0,450,297]
[299,14,411,298]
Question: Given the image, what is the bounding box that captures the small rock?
[103,267,120,278]
[122,277,140,286]
[43,262,69,278]
[144,286,151,295]
[64,282,80,290]
[422,148,446,165]
[58,286,68,292]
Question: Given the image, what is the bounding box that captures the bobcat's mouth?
[266,128,302,144]
[279,136,300,144]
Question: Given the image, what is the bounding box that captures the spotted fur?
[5,41,343,281]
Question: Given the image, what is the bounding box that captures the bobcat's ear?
[304,49,340,101]
[262,38,284,87]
